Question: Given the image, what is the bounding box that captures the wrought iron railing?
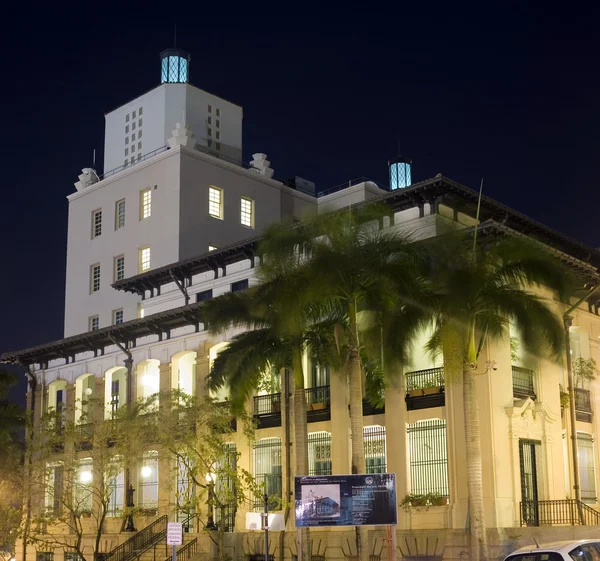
[162,538,197,561]
[520,499,600,526]
[512,366,536,399]
[575,388,593,422]
[405,367,445,392]
[74,423,94,450]
[305,386,330,408]
[96,515,167,561]
[253,393,281,416]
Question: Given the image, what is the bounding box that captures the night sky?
[2,3,600,403]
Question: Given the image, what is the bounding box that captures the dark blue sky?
[2,2,600,401]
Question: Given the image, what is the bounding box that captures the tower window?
[90,264,101,293]
[208,186,223,219]
[114,255,125,282]
[216,119,220,128]
[115,200,126,230]
[216,108,221,117]
[138,142,142,150]
[208,128,212,137]
[139,107,143,116]
[216,131,220,140]
[138,119,142,127]
[208,104,212,113]
[125,148,129,156]
[139,246,151,273]
[140,188,152,219]
[240,197,254,228]
[125,137,129,145]
[91,209,102,239]
[113,309,124,325]
[138,130,142,139]
[132,122,136,131]
[208,116,212,125]
[216,142,221,152]
[89,316,99,331]
[126,114,130,122]
[231,279,248,293]
[125,125,129,134]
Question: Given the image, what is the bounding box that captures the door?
[519,439,541,525]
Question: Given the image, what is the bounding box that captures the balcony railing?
[520,499,600,526]
[74,423,94,451]
[575,388,593,422]
[405,367,445,410]
[305,386,331,422]
[253,393,281,428]
[512,366,536,400]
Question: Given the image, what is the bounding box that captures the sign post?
[167,522,183,561]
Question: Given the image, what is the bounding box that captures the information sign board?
[166,522,183,545]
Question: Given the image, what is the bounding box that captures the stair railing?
[97,515,168,561]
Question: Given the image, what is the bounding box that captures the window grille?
[512,366,536,399]
[364,425,387,473]
[215,443,237,532]
[308,432,332,476]
[176,455,196,521]
[253,438,282,511]
[111,380,120,418]
[139,451,159,508]
[407,419,449,497]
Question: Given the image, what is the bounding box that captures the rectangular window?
[216,119,220,128]
[132,121,136,130]
[138,304,145,319]
[140,188,152,219]
[131,144,135,152]
[407,419,449,497]
[196,289,213,302]
[125,137,129,144]
[125,125,129,134]
[231,279,248,293]
[138,142,142,150]
[139,246,151,272]
[208,116,212,125]
[140,451,159,508]
[208,186,223,219]
[216,142,221,151]
[91,209,102,239]
[132,110,136,119]
[89,316,99,331]
[125,148,129,156]
[240,197,254,228]
[208,245,218,252]
[253,438,282,511]
[115,199,126,229]
[138,119,142,127]
[208,128,212,137]
[216,108,221,116]
[126,114,130,122]
[139,107,143,116]
[308,432,332,476]
[90,264,100,293]
[578,433,597,503]
[364,425,387,473]
[138,129,142,139]
[216,131,220,140]
[74,458,93,513]
[107,460,124,517]
[113,309,124,325]
[114,255,125,281]
[131,132,135,141]
[44,465,63,515]
[208,104,212,113]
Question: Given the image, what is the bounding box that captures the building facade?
[4,51,600,561]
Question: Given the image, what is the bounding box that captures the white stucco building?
[4,48,600,561]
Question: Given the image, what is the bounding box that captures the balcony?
[305,386,331,422]
[405,367,445,410]
[575,388,593,423]
[253,393,281,429]
[363,397,385,416]
[512,366,536,400]
[74,423,94,451]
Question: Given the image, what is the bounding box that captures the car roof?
[509,540,600,555]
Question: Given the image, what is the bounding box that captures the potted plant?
[427,492,448,506]
[422,379,441,395]
[400,493,427,510]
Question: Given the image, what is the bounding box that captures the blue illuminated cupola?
[388,154,412,190]
[160,48,191,84]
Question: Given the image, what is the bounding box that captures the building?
[4,49,600,561]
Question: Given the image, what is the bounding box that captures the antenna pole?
[471,178,484,265]
[93,149,96,168]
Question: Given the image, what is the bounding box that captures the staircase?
[97,516,168,561]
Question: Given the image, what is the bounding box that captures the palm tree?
[260,208,424,561]
[419,235,572,561]
[204,250,340,561]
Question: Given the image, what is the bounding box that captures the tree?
[151,390,259,561]
[0,369,25,558]
[204,241,340,561]
[254,208,424,561]
[27,398,145,561]
[419,235,572,561]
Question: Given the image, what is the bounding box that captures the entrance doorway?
[519,439,542,526]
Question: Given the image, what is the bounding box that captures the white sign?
[245,512,285,531]
[166,522,183,545]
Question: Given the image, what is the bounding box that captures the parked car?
[505,540,600,561]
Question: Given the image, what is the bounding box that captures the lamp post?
[124,477,136,532]
[205,472,217,530]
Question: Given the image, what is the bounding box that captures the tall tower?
[160,48,191,83]
[388,154,412,190]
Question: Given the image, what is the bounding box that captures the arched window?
[74,374,95,425]
[104,367,127,420]
[209,343,230,402]
[137,360,160,411]
[172,352,196,397]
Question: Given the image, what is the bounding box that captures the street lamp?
[205,472,217,530]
